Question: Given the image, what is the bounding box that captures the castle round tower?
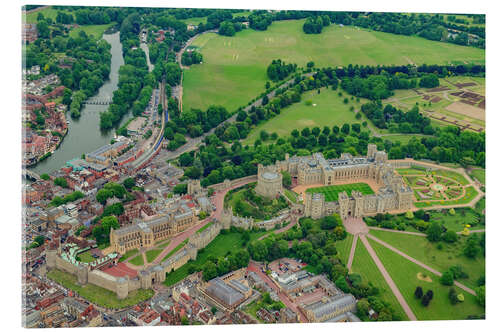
[255,164,283,198]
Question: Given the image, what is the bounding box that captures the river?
[31,32,133,175]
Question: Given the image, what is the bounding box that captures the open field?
[427,208,483,232]
[25,7,73,23]
[368,238,484,320]
[470,169,485,185]
[183,20,484,112]
[129,254,144,266]
[305,183,374,202]
[69,23,114,39]
[335,233,353,265]
[242,88,369,144]
[118,249,139,262]
[284,188,298,203]
[350,238,408,320]
[145,248,163,263]
[385,76,485,132]
[76,250,95,263]
[369,229,485,289]
[47,269,154,309]
[163,230,267,286]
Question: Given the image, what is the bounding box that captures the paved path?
[368,227,426,237]
[458,229,485,234]
[359,235,417,321]
[366,233,477,296]
[346,234,358,271]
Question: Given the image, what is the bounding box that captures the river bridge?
[83,98,113,105]
[23,169,42,182]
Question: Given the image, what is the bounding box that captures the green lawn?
[368,229,485,290]
[155,239,171,248]
[69,23,114,39]
[183,19,484,112]
[396,167,427,175]
[470,169,485,185]
[118,249,139,262]
[306,183,374,202]
[25,7,73,23]
[427,209,483,232]
[243,88,369,144]
[145,248,163,263]
[367,238,484,320]
[284,188,298,203]
[351,239,408,320]
[76,251,95,263]
[47,269,154,309]
[335,233,353,266]
[164,230,268,286]
[196,222,214,234]
[161,239,189,262]
[381,134,435,145]
[129,254,144,266]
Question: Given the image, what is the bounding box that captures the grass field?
[145,248,163,263]
[69,23,114,39]
[163,230,267,286]
[25,7,73,23]
[242,88,369,144]
[118,249,139,262]
[351,239,408,320]
[470,169,485,185]
[369,229,485,290]
[306,183,374,202]
[196,222,213,234]
[380,134,435,145]
[47,269,154,309]
[76,250,95,263]
[368,238,484,320]
[284,188,298,203]
[183,19,484,112]
[335,233,353,265]
[162,239,189,262]
[129,254,144,266]
[427,208,483,232]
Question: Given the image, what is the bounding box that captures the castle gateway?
[258,144,413,219]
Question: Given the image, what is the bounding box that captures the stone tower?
[116,276,129,300]
[352,191,365,218]
[76,265,88,285]
[45,243,57,270]
[338,191,350,219]
[255,164,283,199]
[220,207,232,229]
[304,192,325,219]
[187,179,202,196]
[367,144,377,159]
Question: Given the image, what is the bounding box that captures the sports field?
[69,23,114,39]
[183,19,484,112]
[242,88,369,144]
[306,183,374,202]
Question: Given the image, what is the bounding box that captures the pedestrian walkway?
[359,235,417,321]
[366,233,476,296]
[346,235,358,271]
[368,227,426,237]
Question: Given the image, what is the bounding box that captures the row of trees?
[302,15,331,34]
[181,50,203,66]
[266,59,297,82]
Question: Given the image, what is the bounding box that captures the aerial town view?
[21,3,486,328]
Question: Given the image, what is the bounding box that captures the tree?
[427,222,442,242]
[414,286,423,299]
[40,173,50,181]
[464,235,480,258]
[202,261,218,281]
[421,290,433,306]
[405,211,414,219]
[449,287,459,305]
[123,177,135,190]
[96,189,113,205]
[440,270,454,286]
[210,306,217,315]
[173,183,188,195]
[54,177,68,188]
[320,215,340,230]
[476,285,485,306]
[281,171,292,187]
[442,230,458,243]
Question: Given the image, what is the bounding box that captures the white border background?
[1,0,498,332]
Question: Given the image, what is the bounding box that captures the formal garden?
[396,167,480,208]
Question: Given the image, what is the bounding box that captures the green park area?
[367,238,484,320]
[243,88,369,144]
[306,183,374,202]
[69,23,114,39]
[469,169,485,185]
[118,249,139,262]
[350,239,408,321]
[225,184,290,220]
[183,19,484,112]
[335,233,353,265]
[368,229,485,290]
[163,230,268,286]
[284,188,298,203]
[146,248,163,263]
[47,269,154,309]
[76,250,95,263]
[129,254,144,266]
[25,7,71,23]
